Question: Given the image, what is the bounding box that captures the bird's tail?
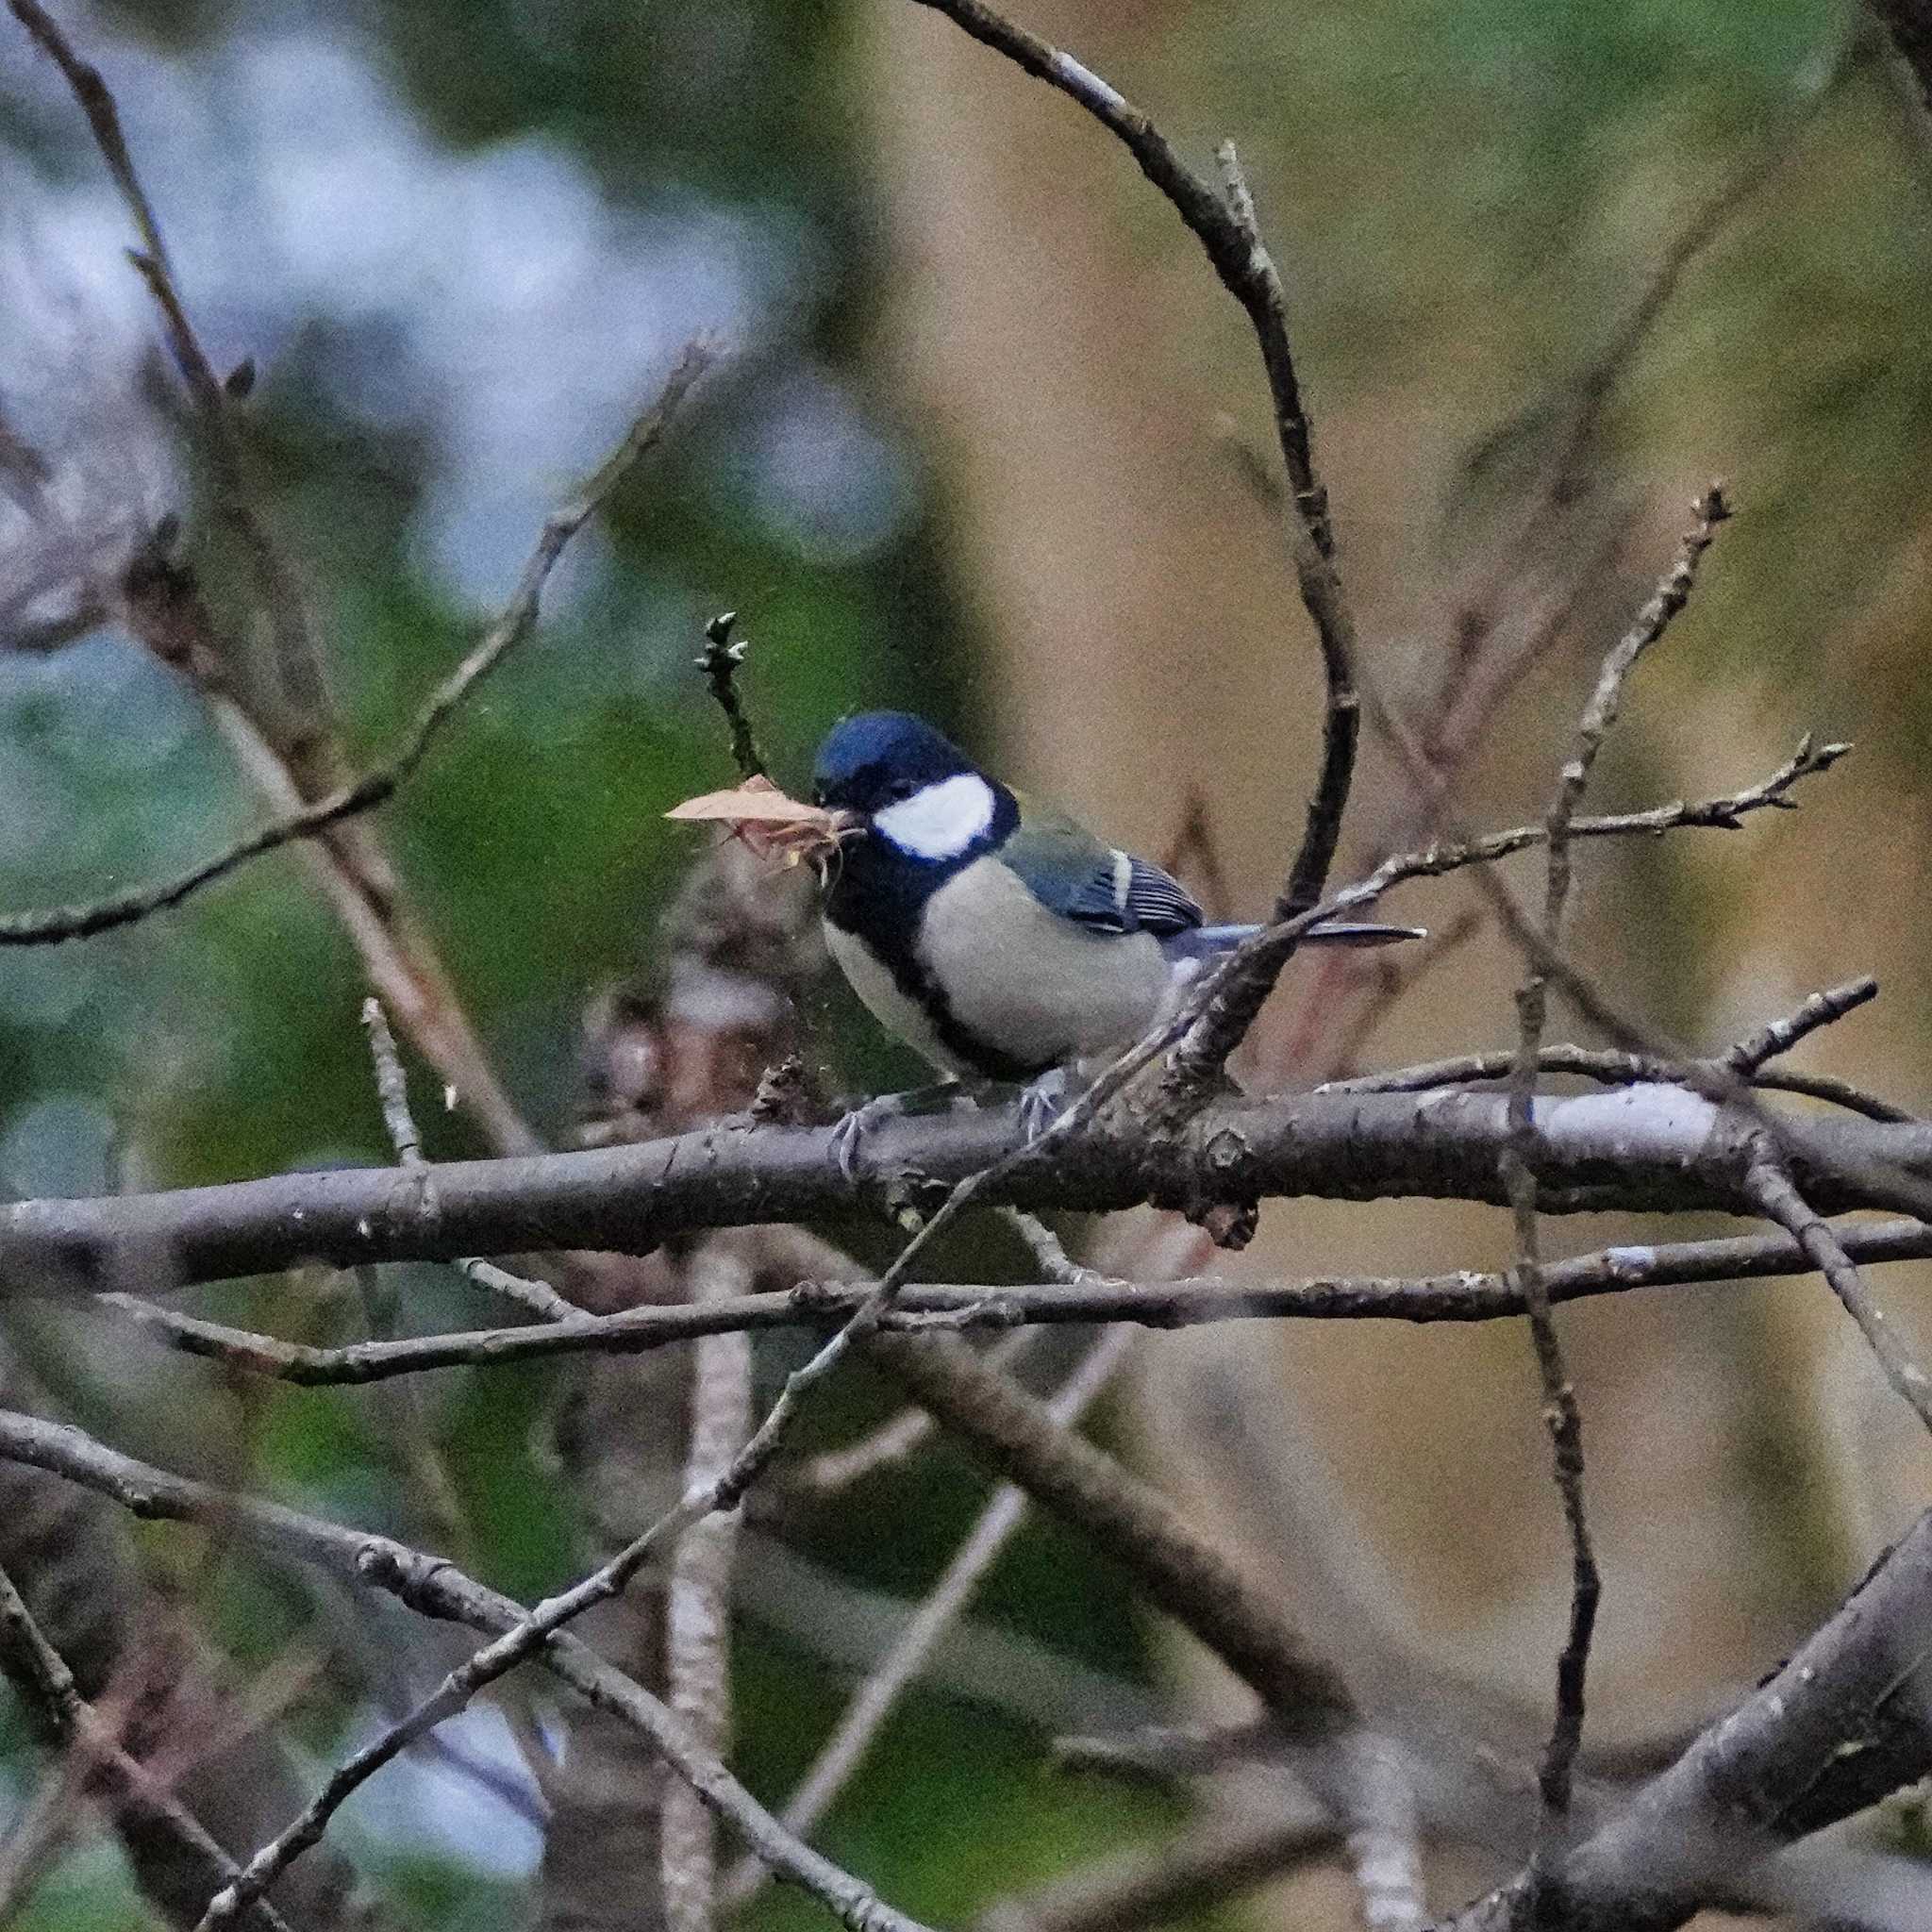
[1160,921,1425,961]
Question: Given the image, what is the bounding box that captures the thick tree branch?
[863,1329,1356,1739]
[10,1083,1932,1294]
[1441,1506,1932,1930]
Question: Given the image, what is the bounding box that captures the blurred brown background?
[863,0,1932,1915]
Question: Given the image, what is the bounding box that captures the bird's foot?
[827,1081,969,1182]
[1016,1068,1070,1143]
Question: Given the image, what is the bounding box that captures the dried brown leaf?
[665,777,852,869]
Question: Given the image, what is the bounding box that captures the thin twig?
[697,612,768,781]
[1402,44,1851,856]
[1322,979,1906,1124]
[1440,1504,1932,1929]
[451,1256,579,1323]
[1506,487,1734,1844]
[0,1560,294,1932]
[776,1328,1045,1505]
[6,0,562,1155]
[1215,142,1359,940]
[1721,976,1879,1074]
[88,1213,1932,1377]
[864,1328,1356,1739]
[1740,1144,1932,1435]
[1477,874,1932,1232]
[982,729,1848,1230]
[7,0,329,752]
[194,1266,871,1927]
[1311,907,1485,1083]
[361,998,578,1320]
[1158,730,1843,1106]
[975,1807,1339,1932]
[0,343,710,947]
[361,997,425,1170]
[198,1124,997,1924]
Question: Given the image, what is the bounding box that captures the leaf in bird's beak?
[664,774,855,869]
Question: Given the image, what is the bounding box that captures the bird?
[809,709,1420,1164]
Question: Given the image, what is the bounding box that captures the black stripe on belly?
[825,847,1045,1084]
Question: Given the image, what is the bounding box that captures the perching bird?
[810,710,1419,1156]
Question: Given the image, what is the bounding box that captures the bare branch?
[1740,1143,1932,1435]
[89,1215,1932,1383]
[773,1331,1045,1504]
[198,1238,890,1926]
[0,342,710,947]
[0,1407,934,1932]
[1161,734,1843,1097]
[1505,488,1734,1840]
[864,1329,1356,1739]
[361,997,578,1321]
[15,1084,1932,1299]
[1315,908,1486,1084]
[1324,977,1907,1123]
[697,611,768,782]
[975,1807,1340,1932]
[1721,974,1879,1074]
[1442,1505,1932,1930]
[908,0,1361,1056]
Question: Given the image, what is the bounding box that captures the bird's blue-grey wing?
[999,808,1203,937]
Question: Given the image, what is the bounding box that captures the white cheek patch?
[874,774,995,859]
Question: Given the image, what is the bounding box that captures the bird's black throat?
[823,801,1040,1084]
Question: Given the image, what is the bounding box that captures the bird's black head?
[811,710,978,815]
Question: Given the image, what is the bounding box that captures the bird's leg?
[827,1079,973,1182]
[1016,1066,1070,1142]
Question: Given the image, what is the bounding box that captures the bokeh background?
[3,0,1932,1925]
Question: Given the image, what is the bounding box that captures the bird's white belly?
[921,858,1172,1070]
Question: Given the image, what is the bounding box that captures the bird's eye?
[886,777,919,803]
